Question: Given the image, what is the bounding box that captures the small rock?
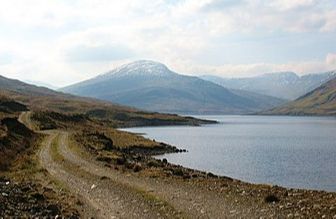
[31,193,45,201]
[47,204,61,216]
[5,181,10,185]
[91,184,97,190]
[287,213,293,218]
[2,192,8,197]
[100,176,109,180]
[313,204,321,209]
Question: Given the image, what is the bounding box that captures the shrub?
[172,168,184,176]
[133,163,142,172]
[147,160,161,167]
[264,194,280,203]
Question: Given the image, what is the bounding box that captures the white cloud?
[326,53,336,66]
[269,0,317,11]
[0,0,335,86]
[196,0,336,34]
[321,10,336,32]
[176,53,336,78]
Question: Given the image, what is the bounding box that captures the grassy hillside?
[263,78,336,116]
[0,98,37,170]
[0,75,214,127]
[0,74,213,171]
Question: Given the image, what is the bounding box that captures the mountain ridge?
[0,74,211,127]
[262,77,336,116]
[201,70,336,100]
[61,60,284,114]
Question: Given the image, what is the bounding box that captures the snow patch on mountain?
[104,60,175,78]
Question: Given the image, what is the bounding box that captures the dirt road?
[18,112,336,219]
[40,131,179,218]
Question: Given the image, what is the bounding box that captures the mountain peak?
[106,60,174,78]
[258,71,299,79]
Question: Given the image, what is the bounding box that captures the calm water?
[123,116,336,192]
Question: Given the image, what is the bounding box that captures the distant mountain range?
[0,75,60,97]
[263,78,336,116]
[61,60,284,114]
[201,71,336,100]
[23,80,59,90]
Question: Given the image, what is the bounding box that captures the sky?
[0,0,336,87]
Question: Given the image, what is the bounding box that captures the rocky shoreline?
[0,177,79,218]
[1,110,336,218]
[74,133,336,218]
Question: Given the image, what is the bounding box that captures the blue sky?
[0,0,335,86]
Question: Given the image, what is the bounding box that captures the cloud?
[0,52,13,65]
[174,53,336,78]
[0,0,335,86]
[65,44,134,62]
[326,53,336,66]
[196,0,336,33]
[321,10,336,32]
[269,0,318,11]
[201,0,244,11]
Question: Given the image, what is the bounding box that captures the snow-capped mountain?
[106,60,174,78]
[60,60,284,114]
[201,70,336,100]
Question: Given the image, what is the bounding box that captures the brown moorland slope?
[1,80,336,217]
[0,98,81,217]
[0,75,214,127]
[263,77,336,116]
[0,101,34,170]
[0,75,212,217]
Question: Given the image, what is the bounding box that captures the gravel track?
[19,112,336,219]
[39,131,179,219]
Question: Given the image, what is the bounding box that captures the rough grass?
[0,117,35,171]
[264,78,336,116]
[50,134,64,162]
[104,129,159,148]
[2,89,210,128]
